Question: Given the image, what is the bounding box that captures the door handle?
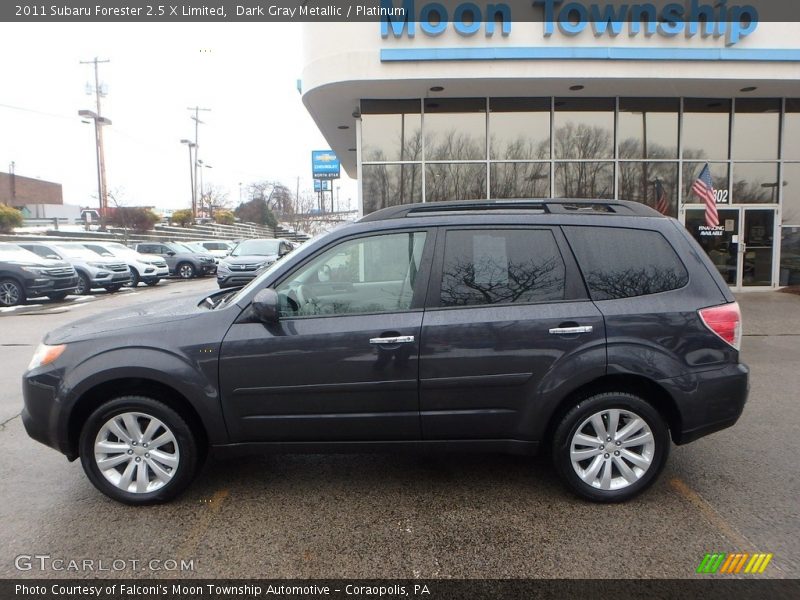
[548,325,593,335]
[369,335,415,345]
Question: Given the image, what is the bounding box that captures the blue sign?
[314,179,332,192]
[380,0,759,46]
[312,150,341,180]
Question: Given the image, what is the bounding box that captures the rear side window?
[439,229,566,307]
[564,226,689,300]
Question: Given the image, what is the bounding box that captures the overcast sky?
[0,23,357,213]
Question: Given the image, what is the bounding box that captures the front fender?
[58,346,227,445]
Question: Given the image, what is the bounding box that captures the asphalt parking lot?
[0,283,798,579]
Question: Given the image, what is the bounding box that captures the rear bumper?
[660,362,749,445]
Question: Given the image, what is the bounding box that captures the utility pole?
[187,106,211,219]
[6,161,15,206]
[80,57,110,229]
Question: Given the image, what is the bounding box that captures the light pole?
[180,139,196,217]
[78,109,112,230]
[198,160,213,217]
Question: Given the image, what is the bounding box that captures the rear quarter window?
[564,226,689,300]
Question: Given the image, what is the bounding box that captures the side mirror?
[279,246,290,257]
[166,251,176,256]
[252,288,280,324]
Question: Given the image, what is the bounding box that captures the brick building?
[0,171,63,207]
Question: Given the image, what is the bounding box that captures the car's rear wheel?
[105,285,122,293]
[79,396,200,504]
[552,392,669,502]
[0,278,25,307]
[47,292,69,301]
[75,273,91,295]
[177,262,195,279]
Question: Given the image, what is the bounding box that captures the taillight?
[698,302,742,350]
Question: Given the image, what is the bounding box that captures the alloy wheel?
[569,408,655,491]
[93,412,180,494]
[0,281,21,306]
[178,264,194,279]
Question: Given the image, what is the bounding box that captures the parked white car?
[188,240,235,260]
[82,242,169,287]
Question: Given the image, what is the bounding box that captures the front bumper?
[22,369,73,458]
[661,362,749,445]
[217,271,257,288]
[24,275,79,297]
[199,263,217,275]
[89,271,132,288]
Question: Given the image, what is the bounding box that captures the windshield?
[0,243,44,263]
[105,242,135,254]
[55,244,104,260]
[231,239,280,257]
[85,245,115,257]
[183,242,206,253]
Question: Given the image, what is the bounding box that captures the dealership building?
[300,5,800,289]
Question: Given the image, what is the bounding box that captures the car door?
[219,229,435,443]
[418,226,606,441]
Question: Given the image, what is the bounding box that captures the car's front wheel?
[176,262,195,279]
[552,392,669,502]
[75,273,91,295]
[0,278,25,307]
[79,396,200,504]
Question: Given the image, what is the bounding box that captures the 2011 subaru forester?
[22,199,748,504]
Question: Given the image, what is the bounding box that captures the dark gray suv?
[22,200,748,504]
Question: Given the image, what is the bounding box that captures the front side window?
[564,226,689,300]
[275,231,427,317]
[439,229,566,307]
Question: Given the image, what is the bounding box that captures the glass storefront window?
[780,226,800,285]
[361,100,422,163]
[553,98,614,159]
[618,162,678,216]
[554,162,614,199]
[618,98,679,159]
[731,163,779,204]
[490,163,550,199]
[426,163,487,202]
[733,99,780,160]
[362,163,422,214]
[783,100,800,160]
[684,162,729,203]
[424,98,486,161]
[489,98,550,160]
[683,99,731,161]
[782,163,800,225]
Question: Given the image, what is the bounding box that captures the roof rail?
[359,198,662,222]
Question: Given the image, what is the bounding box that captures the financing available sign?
[312,150,341,180]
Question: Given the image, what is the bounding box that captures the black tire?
[552,392,670,503]
[75,272,91,295]
[176,262,195,279]
[128,268,140,287]
[47,292,69,301]
[105,285,122,293]
[0,277,26,307]
[79,396,201,505]
[146,278,161,287]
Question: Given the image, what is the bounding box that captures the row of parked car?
[0,237,295,308]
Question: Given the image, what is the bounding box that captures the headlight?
[20,266,46,275]
[87,262,107,268]
[28,343,66,371]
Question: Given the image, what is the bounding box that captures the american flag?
[654,179,669,215]
[692,164,719,227]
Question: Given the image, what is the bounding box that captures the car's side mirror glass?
[252,288,280,324]
[166,251,176,256]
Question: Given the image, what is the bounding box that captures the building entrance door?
[684,207,777,290]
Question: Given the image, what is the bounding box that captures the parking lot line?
[669,476,784,575]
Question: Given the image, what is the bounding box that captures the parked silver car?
[19,242,131,294]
